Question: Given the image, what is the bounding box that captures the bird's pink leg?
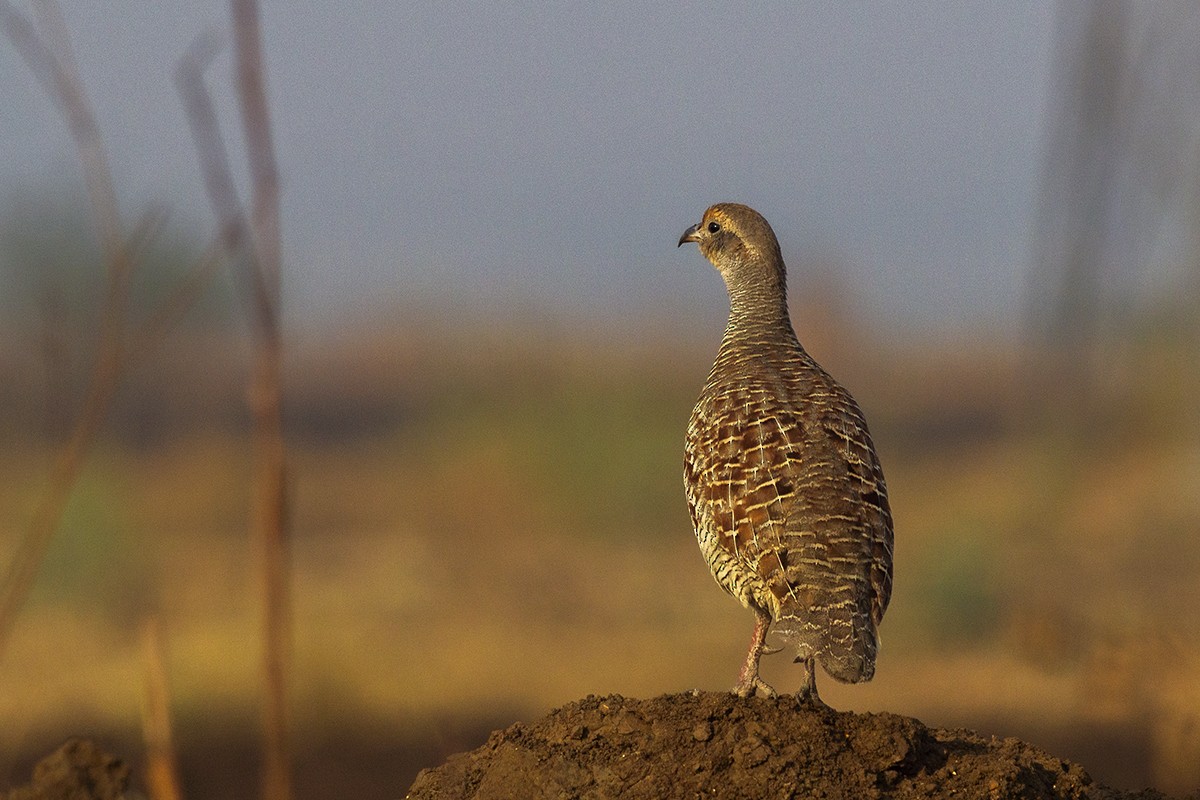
[733,607,777,698]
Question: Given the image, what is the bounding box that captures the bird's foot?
[732,675,777,699]
[761,644,784,656]
[795,686,830,710]
[732,608,777,698]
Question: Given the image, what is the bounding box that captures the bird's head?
[678,203,787,301]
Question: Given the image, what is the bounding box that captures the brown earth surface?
[2,694,1192,799]
[405,692,1187,800]
[1,738,130,800]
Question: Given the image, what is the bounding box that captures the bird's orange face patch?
[694,206,758,271]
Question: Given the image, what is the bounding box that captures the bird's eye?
[707,221,721,233]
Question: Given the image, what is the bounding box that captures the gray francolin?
[679,202,894,705]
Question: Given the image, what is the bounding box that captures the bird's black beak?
[678,222,702,248]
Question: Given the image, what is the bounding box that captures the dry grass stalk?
[177,4,293,797]
[140,617,184,800]
[233,3,292,790]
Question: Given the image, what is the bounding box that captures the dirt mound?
[406,692,1179,800]
[2,738,129,800]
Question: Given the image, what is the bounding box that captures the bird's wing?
[685,374,893,638]
[786,378,894,629]
[685,384,803,609]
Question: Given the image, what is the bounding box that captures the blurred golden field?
[0,306,1198,798]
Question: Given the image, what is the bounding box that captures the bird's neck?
[724,279,795,345]
[712,299,800,384]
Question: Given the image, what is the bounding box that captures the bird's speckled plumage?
[679,203,893,703]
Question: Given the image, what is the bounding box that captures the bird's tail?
[771,604,877,684]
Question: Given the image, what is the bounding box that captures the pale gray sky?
[0,2,1057,330]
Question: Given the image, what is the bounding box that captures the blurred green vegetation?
[0,192,231,325]
[458,373,691,538]
[29,461,154,624]
[915,518,1001,646]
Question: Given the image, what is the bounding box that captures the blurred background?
[1,1,1199,797]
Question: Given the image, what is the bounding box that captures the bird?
[678,202,893,705]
